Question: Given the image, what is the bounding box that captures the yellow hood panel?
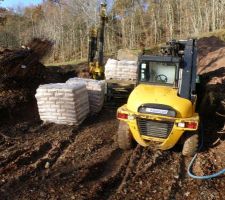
[127,84,193,118]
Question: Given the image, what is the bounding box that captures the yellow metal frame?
[117,104,199,150]
[89,61,104,80]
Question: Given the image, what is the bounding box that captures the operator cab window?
[140,61,179,86]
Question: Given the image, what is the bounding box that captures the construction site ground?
[0,36,225,200]
[0,94,224,200]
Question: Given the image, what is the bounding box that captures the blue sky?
[1,0,43,8]
[0,0,114,9]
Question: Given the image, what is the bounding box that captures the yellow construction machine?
[88,2,136,101]
[117,40,200,156]
[88,3,107,80]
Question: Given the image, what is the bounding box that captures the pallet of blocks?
[66,78,105,114]
[105,58,138,81]
[35,83,89,125]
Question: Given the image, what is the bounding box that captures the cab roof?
[140,55,180,63]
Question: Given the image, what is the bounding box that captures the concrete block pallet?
[35,83,89,125]
[105,59,138,81]
[66,78,105,114]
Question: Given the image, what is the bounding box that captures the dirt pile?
[0,38,53,123]
[197,36,225,85]
[197,37,225,128]
[0,38,53,88]
[0,39,79,123]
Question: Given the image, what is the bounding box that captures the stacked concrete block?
[105,59,117,80]
[117,60,138,80]
[35,83,89,125]
[66,78,105,114]
[105,58,137,81]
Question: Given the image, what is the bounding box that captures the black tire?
[117,121,134,150]
[182,132,199,157]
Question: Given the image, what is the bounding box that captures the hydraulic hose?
[188,123,225,179]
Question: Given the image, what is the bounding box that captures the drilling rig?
[88,2,107,80]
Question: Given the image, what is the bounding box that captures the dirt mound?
[0,39,52,122]
[0,38,78,123]
[0,38,53,88]
[198,36,225,50]
[197,36,225,126]
[27,38,53,60]
[197,36,225,85]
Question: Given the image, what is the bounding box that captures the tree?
[1,0,225,62]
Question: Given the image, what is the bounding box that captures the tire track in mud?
[0,142,52,188]
[109,147,184,200]
[167,154,187,200]
[0,113,116,199]
[0,140,15,152]
[2,110,120,200]
[0,140,72,197]
[0,124,77,198]
[62,143,184,200]
[68,148,132,200]
[1,113,119,199]
[15,142,52,167]
[79,149,125,183]
[0,148,30,169]
[34,115,124,200]
[0,125,185,200]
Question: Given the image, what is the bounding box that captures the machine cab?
[138,56,181,88]
[138,39,198,101]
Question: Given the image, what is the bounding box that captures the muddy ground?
[0,97,225,200]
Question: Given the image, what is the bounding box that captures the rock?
[39,191,46,197]
[45,162,50,169]
[184,191,190,197]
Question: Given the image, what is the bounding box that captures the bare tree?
[1,0,225,62]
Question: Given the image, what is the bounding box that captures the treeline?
[1,0,225,63]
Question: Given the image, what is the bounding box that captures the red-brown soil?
[198,36,225,85]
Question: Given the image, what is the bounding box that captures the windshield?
[140,61,179,85]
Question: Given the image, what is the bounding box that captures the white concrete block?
[66,78,105,114]
[36,83,89,125]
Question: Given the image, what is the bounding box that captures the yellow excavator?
[117,40,200,156]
